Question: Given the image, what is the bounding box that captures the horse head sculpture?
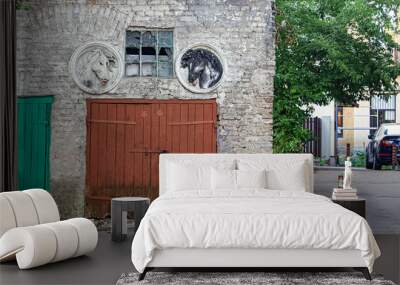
[80,49,117,89]
[180,49,223,89]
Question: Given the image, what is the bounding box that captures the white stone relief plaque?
[69,42,123,94]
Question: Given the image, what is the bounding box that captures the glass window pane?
[158,62,173,78]
[126,47,139,63]
[158,31,173,47]
[371,95,396,110]
[125,30,173,78]
[126,31,141,48]
[378,110,386,125]
[141,63,156,76]
[141,47,156,62]
[126,63,139,77]
[384,110,395,121]
[142,31,156,47]
[337,107,343,127]
[158,47,173,62]
[337,128,343,138]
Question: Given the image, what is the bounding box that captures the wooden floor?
[0,232,398,285]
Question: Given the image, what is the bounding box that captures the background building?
[16,0,276,218]
[312,94,400,160]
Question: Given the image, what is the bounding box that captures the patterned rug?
[116,271,396,285]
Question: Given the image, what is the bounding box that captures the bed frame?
[139,248,370,280]
[138,154,372,281]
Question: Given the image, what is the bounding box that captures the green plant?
[314,157,328,166]
[16,0,31,11]
[273,0,400,153]
[351,151,366,167]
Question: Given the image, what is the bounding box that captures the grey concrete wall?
[314,167,400,234]
[16,0,275,218]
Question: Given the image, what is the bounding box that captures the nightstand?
[332,198,366,218]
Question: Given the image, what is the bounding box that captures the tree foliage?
[273,0,400,153]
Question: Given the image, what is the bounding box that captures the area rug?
[116,272,396,285]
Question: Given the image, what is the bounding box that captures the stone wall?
[16,0,275,218]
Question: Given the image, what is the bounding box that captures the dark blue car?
[366,124,400,169]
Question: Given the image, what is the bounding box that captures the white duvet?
[131,190,380,273]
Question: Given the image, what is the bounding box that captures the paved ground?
[314,167,400,234]
[0,232,133,285]
[1,232,399,285]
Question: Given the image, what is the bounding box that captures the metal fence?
[304,117,321,157]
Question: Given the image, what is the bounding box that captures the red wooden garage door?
[85,99,217,217]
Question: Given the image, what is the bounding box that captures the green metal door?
[17,96,53,191]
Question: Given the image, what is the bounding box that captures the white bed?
[131,154,380,280]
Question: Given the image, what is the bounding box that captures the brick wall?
[16,0,275,217]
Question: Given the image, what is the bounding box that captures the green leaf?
[274,0,400,153]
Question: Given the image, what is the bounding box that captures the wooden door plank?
[150,104,160,200]
[125,104,136,195]
[87,119,136,125]
[31,103,40,189]
[143,104,151,198]
[212,102,217,152]
[115,104,126,194]
[97,103,108,211]
[86,102,92,198]
[88,103,100,194]
[159,103,167,152]
[134,104,144,196]
[179,103,189,153]
[44,103,52,190]
[21,104,33,190]
[203,103,214,153]
[166,104,173,153]
[187,103,196,153]
[194,103,204,153]
[171,104,180,152]
[106,103,117,192]
[35,103,46,188]
[150,104,160,153]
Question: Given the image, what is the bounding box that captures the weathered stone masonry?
[16,0,275,218]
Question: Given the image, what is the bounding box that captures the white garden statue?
[343,157,352,190]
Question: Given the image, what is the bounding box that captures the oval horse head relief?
[69,42,123,94]
[176,44,225,93]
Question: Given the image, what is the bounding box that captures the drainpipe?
[333,101,338,165]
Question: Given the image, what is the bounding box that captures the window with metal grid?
[370,95,396,135]
[125,30,173,78]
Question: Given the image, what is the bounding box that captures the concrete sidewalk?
[314,167,400,234]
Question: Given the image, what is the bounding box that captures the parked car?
[366,123,400,169]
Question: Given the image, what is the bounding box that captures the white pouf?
[65,218,98,257]
[0,189,98,269]
[0,196,17,237]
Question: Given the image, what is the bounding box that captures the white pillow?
[167,163,212,191]
[266,161,306,191]
[236,169,267,189]
[211,168,237,190]
[238,159,307,191]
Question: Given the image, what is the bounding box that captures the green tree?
[273,0,400,153]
